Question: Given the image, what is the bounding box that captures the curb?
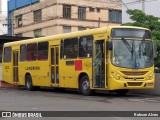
[0,81,15,88]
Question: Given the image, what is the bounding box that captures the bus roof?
[4,26,150,47]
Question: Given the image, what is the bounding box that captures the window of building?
[34,29,42,37]
[63,26,71,33]
[15,33,23,37]
[20,45,27,61]
[89,7,95,12]
[64,38,78,59]
[37,42,48,60]
[109,10,122,23]
[79,36,93,58]
[97,8,100,13]
[4,47,11,62]
[27,43,37,61]
[78,27,86,31]
[63,5,71,18]
[16,15,22,27]
[34,9,42,22]
[78,7,86,20]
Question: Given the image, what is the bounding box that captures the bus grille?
[127,82,143,86]
[121,71,148,76]
[124,77,144,80]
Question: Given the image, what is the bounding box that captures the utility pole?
[140,0,145,12]
[11,12,14,36]
[98,17,100,28]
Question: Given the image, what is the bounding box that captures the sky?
[122,0,160,23]
[1,0,7,15]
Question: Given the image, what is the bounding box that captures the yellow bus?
[2,26,155,95]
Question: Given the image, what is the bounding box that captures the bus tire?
[80,75,93,96]
[25,75,34,91]
[115,89,129,96]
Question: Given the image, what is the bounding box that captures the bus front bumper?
[109,77,154,90]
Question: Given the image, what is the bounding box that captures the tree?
[123,9,160,67]
[34,33,44,38]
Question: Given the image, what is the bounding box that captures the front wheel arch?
[78,72,88,88]
[79,75,94,96]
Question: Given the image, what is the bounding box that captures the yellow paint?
[2,26,154,91]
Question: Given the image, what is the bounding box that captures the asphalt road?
[0,88,160,120]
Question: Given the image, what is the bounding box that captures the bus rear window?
[4,47,11,63]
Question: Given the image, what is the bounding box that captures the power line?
[109,0,159,9]
[120,0,129,10]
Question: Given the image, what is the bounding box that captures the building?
[7,0,40,36]
[8,0,122,37]
[0,0,7,35]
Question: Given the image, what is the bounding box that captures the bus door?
[50,46,59,86]
[13,50,19,83]
[92,40,105,88]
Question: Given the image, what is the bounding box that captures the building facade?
[9,0,122,37]
[8,0,40,36]
[0,0,7,35]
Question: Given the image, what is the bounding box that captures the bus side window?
[27,43,37,61]
[4,47,12,62]
[64,38,78,59]
[20,45,27,61]
[79,36,93,58]
[37,42,48,60]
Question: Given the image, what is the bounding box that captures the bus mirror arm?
[107,41,112,50]
[153,43,157,58]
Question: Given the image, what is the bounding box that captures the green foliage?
[123,9,160,67]
[34,33,44,38]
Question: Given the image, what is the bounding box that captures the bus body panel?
[2,26,155,92]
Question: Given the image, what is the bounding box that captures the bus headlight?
[146,73,154,80]
[111,71,121,80]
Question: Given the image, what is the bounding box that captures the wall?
[13,0,121,36]
[0,14,7,35]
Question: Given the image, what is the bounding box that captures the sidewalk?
[0,81,14,88]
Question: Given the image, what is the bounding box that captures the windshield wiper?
[121,38,136,68]
[121,38,133,53]
[138,38,145,57]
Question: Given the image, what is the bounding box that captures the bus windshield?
[111,39,154,69]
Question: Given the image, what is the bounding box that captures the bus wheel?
[115,89,129,96]
[80,76,93,96]
[25,75,34,91]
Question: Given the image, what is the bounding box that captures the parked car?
[154,67,160,73]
